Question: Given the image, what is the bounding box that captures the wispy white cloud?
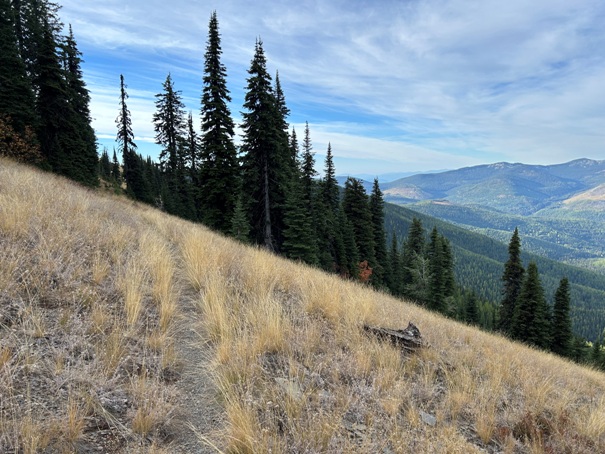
[60,0,605,172]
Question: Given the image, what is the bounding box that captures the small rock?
[275,377,302,400]
[420,410,437,426]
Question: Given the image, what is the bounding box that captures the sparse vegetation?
[3,158,605,452]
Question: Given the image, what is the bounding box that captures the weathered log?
[363,322,424,351]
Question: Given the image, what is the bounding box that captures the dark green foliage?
[512,261,551,349]
[465,291,480,325]
[385,202,605,340]
[426,227,455,312]
[240,39,291,250]
[338,204,359,278]
[0,0,36,135]
[199,12,239,233]
[499,228,525,335]
[386,232,403,296]
[111,149,121,183]
[282,127,318,264]
[401,217,425,295]
[590,339,603,370]
[153,73,185,174]
[60,24,98,185]
[321,143,339,214]
[369,178,388,288]
[116,74,151,203]
[342,177,375,269]
[282,176,319,264]
[550,277,573,357]
[99,148,111,180]
[230,196,250,243]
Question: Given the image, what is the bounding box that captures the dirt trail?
[169,292,224,453]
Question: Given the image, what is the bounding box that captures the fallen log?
[363,322,424,351]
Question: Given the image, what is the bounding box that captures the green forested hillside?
[385,203,605,340]
[407,201,605,271]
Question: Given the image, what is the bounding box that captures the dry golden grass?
[0,158,180,452]
[3,157,605,453]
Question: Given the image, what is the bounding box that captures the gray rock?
[420,410,436,426]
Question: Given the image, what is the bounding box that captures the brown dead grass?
[3,157,605,453]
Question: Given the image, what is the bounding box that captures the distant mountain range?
[378,158,605,272]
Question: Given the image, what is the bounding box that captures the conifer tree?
[35,16,74,174]
[282,126,318,264]
[0,0,36,135]
[153,73,185,174]
[153,73,188,216]
[499,227,525,335]
[550,277,573,357]
[199,12,238,233]
[240,39,290,250]
[282,176,318,264]
[369,178,387,287]
[386,232,403,296]
[401,217,425,296]
[342,177,375,270]
[61,24,98,185]
[512,261,551,349]
[300,122,317,207]
[99,148,111,180]
[338,204,359,278]
[321,142,339,213]
[427,227,446,312]
[111,148,121,183]
[465,290,480,325]
[230,196,250,243]
[316,142,341,271]
[116,74,150,202]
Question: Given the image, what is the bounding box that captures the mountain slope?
[384,202,605,340]
[2,158,605,452]
[382,159,605,272]
[383,158,605,215]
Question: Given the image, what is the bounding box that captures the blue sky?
[59,0,605,176]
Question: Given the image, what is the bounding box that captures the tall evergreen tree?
[342,177,375,271]
[153,73,185,174]
[60,24,98,185]
[199,12,239,233]
[512,261,551,349]
[401,217,425,296]
[386,232,403,296]
[0,0,36,134]
[153,73,188,216]
[116,74,150,202]
[369,178,387,288]
[427,227,446,311]
[550,277,573,357]
[465,290,480,325]
[240,39,290,250]
[321,142,339,213]
[282,126,318,264]
[499,227,525,335]
[99,147,111,180]
[300,122,317,206]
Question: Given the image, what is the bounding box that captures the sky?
[58,0,605,177]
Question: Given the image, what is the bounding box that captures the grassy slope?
[2,158,605,453]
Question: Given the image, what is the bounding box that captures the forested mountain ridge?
[381,159,605,272]
[384,202,605,341]
[383,158,605,215]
